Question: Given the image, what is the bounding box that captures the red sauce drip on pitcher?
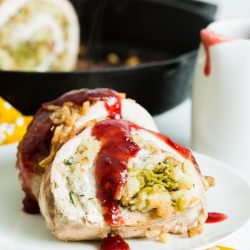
[206,212,228,223]
[100,234,130,250]
[200,29,230,76]
[92,120,140,226]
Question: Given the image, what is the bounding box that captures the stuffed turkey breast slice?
[0,0,79,71]
[17,89,158,212]
[39,119,212,241]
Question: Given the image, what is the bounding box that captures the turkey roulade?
[17,88,158,213]
[0,0,79,71]
[39,119,213,241]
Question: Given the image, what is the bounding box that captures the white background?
[201,0,250,20]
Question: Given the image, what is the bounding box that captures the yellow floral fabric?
[217,247,235,250]
[0,97,32,145]
[208,247,236,250]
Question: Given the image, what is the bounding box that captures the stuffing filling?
[120,157,199,218]
[120,132,201,218]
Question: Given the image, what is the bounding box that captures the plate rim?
[193,151,250,250]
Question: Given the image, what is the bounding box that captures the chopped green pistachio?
[135,159,179,192]
[121,157,182,213]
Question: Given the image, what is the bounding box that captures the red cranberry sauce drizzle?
[22,196,40,214]
[92,120,140,226]
[206,212,228,223]
[100,234,130,250]
[200,29,231,76]
[55,88,122,119]
[104,96,122,119]
[18,88,121,213]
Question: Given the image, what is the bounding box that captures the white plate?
[0,144,250,250]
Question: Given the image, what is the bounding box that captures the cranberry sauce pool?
[92,120,140,226]
[100,234,130,250]
[200,29,230,76]
[19,88,121,214]
[206,212,228,223]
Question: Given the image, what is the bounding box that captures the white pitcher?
[192,19,250,172]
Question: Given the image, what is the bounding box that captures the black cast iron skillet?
[0,0,216,115]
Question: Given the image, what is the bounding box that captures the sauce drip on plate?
[206,212,228,223]
[200,29,230,76]
[100,234,130,250]
[18,88,122,214]
[92,120,140,226]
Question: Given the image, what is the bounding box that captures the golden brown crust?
[205,176,216,188]
[39,103,93,168]
[187,220,203,237]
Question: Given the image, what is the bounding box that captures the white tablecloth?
[154,100,250,249]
